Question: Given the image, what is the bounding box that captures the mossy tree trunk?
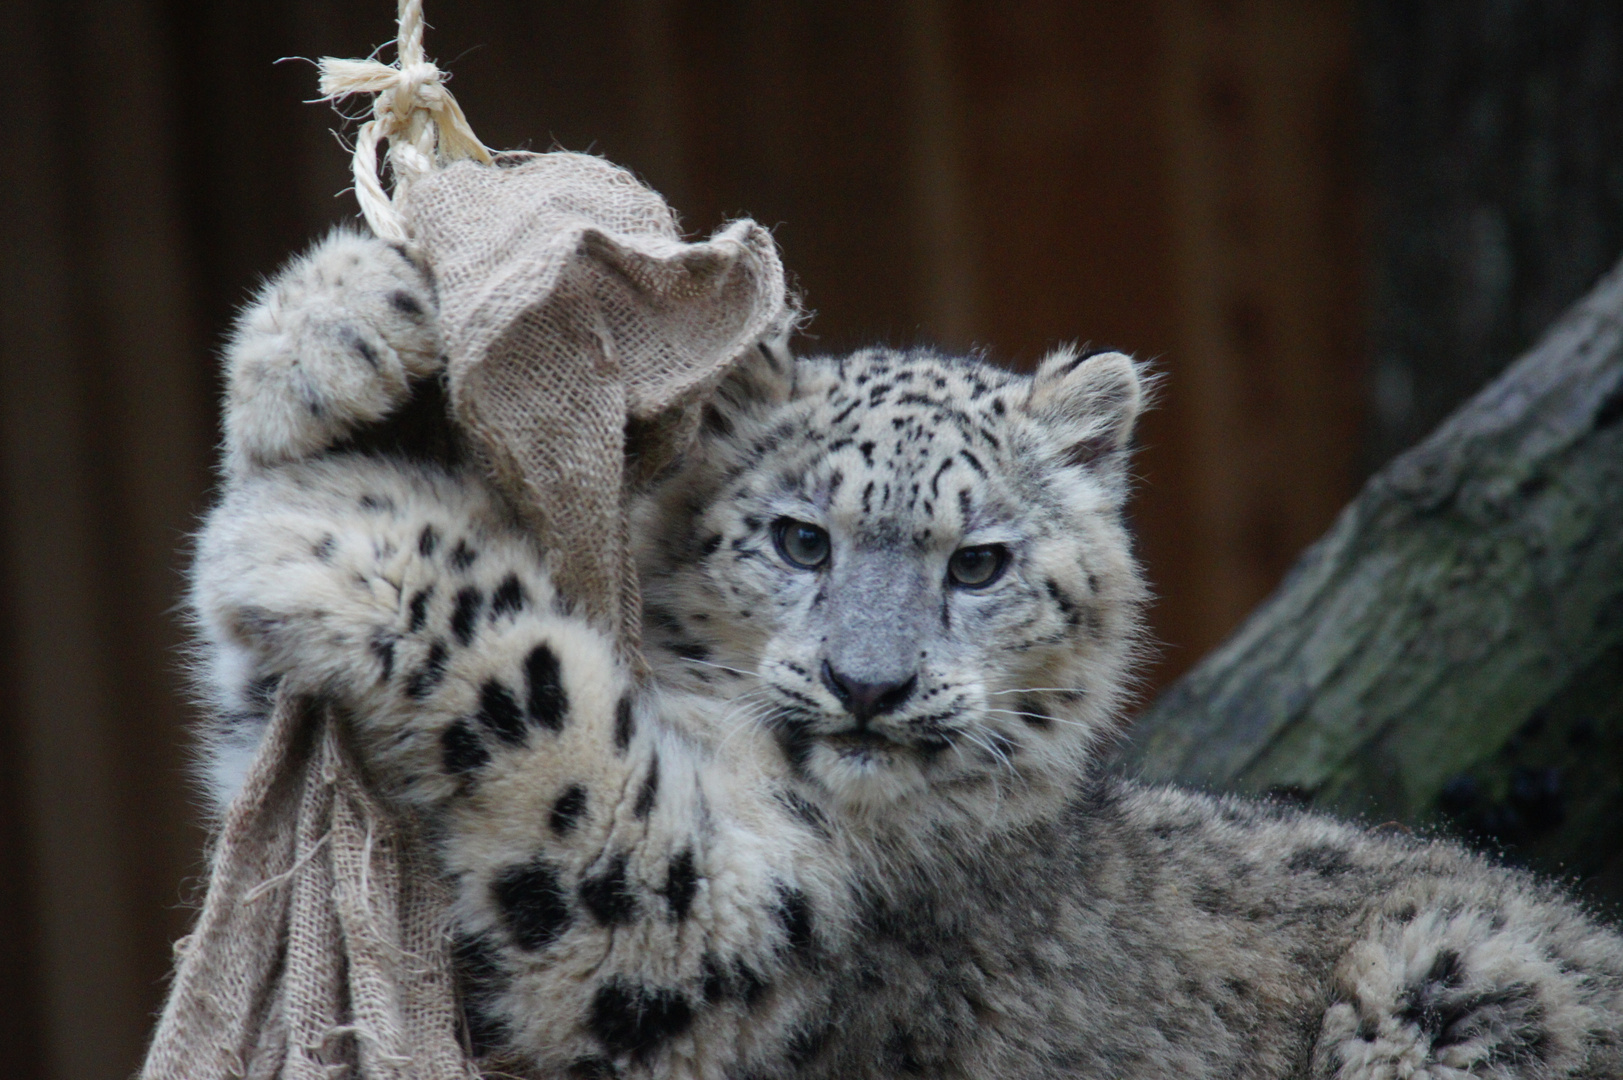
[1116,256,1623,909]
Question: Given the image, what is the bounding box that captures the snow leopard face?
[638,344,1148,814]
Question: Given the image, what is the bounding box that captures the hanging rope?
[317,0,492,241]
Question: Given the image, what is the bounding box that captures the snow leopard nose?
[820,660,917,723]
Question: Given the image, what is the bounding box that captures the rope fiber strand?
[317,0,491,241]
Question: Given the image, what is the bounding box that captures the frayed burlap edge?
[142,691,475,1080]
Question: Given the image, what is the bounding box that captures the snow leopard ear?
[1024,346,1144,471]
[740,330,797,405]
[702,332,796,434]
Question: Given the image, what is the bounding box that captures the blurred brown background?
[2,2,1619,1078]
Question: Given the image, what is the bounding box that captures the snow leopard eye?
[773,518,830,570]
[947,544,1008,588]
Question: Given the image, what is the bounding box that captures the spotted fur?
[191,230,1623,1079]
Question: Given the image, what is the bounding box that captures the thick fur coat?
[190,231,1623,1079]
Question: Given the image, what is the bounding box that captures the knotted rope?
[317,0,491,241]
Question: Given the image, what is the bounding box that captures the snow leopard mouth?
[822,729,898,754]
[768,709,950,772]
[820,727,953,763]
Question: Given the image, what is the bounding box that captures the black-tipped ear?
[629,322,801,484]
[701,330,797,439]
[1024,346,1144,469]
[747,328,797,405]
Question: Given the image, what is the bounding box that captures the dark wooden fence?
[8,3,1618,1078]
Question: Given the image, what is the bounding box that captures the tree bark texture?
[1117,256,1623,908]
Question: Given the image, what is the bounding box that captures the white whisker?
[715,692,774,730]
[959,732,1008,815]
[958,729,1015,775]
[702,686,775,740]
[679,656,761,679]
[983,707,1095,730]
[719,697,790,749]
[724,698,777,730]
[987,687,1088,696]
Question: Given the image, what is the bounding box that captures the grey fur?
[821,547,933,692]
[191,231,1623,1079]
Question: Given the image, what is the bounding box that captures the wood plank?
[1146,0,1365,683]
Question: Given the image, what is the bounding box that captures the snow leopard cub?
[192,230,1623,1079]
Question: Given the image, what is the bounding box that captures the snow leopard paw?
[438,688,814,1075]
[223,228,444,472]
[1312,891,1607,1079]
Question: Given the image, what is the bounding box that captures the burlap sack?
[407,151,790,657]
[143,694,474,1080]
[142,152,788,1078]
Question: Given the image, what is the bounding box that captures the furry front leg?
[193,452,842,1077]
[197,227,451,800]
[438,671,838,1078]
